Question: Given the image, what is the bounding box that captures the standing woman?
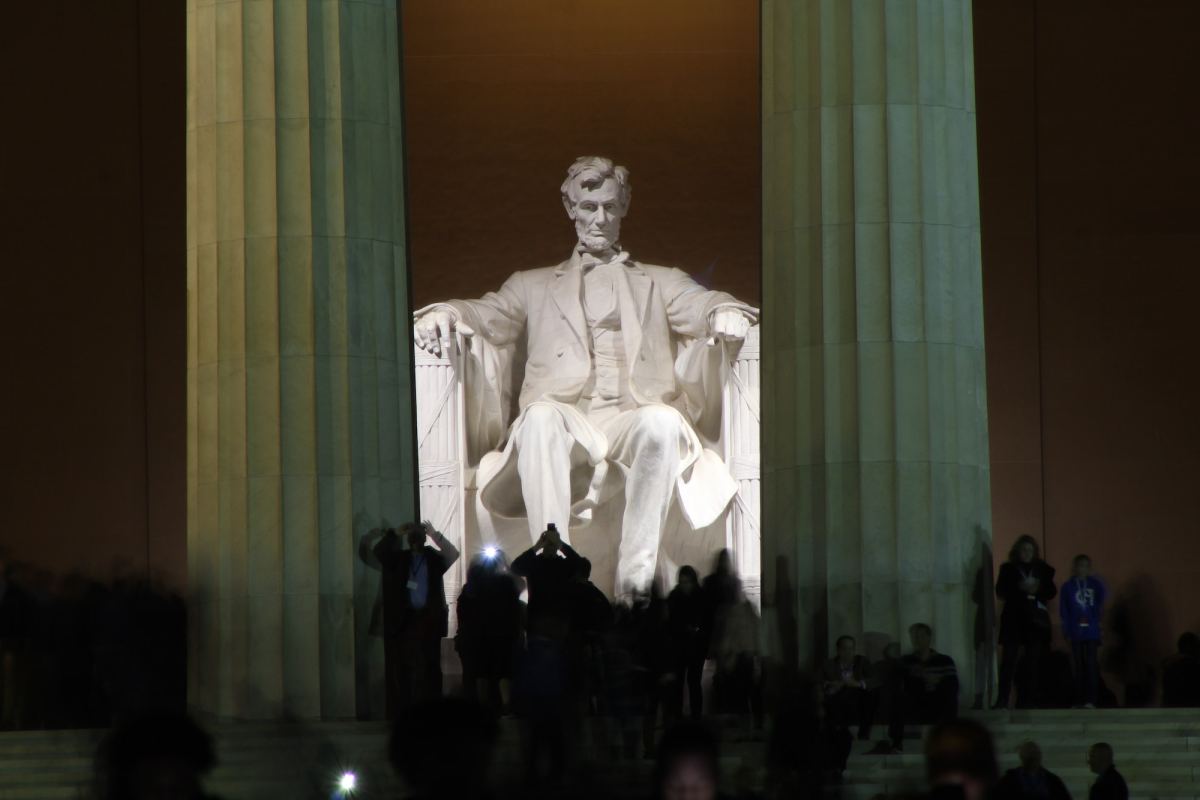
[995,535,1057,709]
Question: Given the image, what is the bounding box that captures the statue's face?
[566,177,625,253]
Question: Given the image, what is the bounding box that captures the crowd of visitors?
[0,553,185,730]
[1,526,1196,799]
[452,526,763,787]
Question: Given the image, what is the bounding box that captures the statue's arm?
[659,268,759,340]
[413,272,528,349]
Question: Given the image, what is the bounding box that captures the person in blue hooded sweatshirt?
[1060,554,1106,708]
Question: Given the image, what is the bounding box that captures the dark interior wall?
[402,0,762,308]
[975,0,1200,668]
[1,0,186,589]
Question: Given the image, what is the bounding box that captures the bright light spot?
[483,546,498,559]
[338,772,357,793]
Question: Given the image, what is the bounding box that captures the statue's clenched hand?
[413,308,472,357]
[709,308,753,342]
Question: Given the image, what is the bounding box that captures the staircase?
[843,708,1200,800]
[2,709,1199,799]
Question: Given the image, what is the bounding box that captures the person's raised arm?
[423,520,460,571]
[511,540,541,577]
[560,542,583,569]
[372,528,400,566]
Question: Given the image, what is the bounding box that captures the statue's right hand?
[413,308,462,357]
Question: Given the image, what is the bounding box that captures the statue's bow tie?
[580,250,631,272]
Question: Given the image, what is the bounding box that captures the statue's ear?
[562,195,576,219]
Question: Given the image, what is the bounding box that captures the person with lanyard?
[995,535,1057,709]
[373,520,460,718]
[1059,554,1106,708]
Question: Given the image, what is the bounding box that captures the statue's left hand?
[710,308,753,342]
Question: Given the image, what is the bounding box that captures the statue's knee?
[520,404,566,437]
[632,406,684,447]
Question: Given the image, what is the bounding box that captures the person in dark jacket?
[1161,632,1200,707]
[887,623,959,752]
[995,535,1057,709]
[457,549,522,713]
[374,520,461,718]
[822,635,876,775]
[1087,743,1128,800]
[994,740,1072,800]
[1059,554,1106,708]
[512,524,583,641]
[667,566,707,720]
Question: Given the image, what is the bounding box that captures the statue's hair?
[560,156,631,210]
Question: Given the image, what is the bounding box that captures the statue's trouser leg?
[605,406,689,597]
[514,404,588,543]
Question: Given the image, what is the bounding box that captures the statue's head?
[560,156,631,255]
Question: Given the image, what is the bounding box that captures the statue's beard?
[577,227,618,254]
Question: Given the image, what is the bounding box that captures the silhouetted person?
[566,556,612,720]
[636,590,676,758]
[667,566,707,720]
[1086,743,1128,800]
[654,722,725,800]
[765,674,826,800]
[994,741,1073,800]
[1059,554,1106,708]
[704,550,759,721]
[971,543,997,709]
[822,634,875,775]
[710,587,762,726]
[924,718,998,800]
[388,697,499,800]
[1161,632,1200,707]
[374,520,461,717]
[996,535,1057,709]
[0,558,37,729]
[514,632,570,790]
[512,524,583,641]
[889,623,959,752]
[457,550,521,712]
[701,549,741,628]
[95,712,218,800]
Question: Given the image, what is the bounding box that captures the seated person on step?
[887,623,959,752]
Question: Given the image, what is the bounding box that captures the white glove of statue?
[413,308,473,357]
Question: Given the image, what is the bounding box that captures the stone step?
[6,710,1200,799]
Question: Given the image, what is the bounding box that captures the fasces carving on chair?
[413,157,760,602]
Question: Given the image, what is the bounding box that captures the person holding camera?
[373,520,460,718]
[512,524,583,642]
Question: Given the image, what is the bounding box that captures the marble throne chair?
[414,326,762,631]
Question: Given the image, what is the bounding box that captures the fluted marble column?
[187,0,416,719]
[761,0,991,683]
